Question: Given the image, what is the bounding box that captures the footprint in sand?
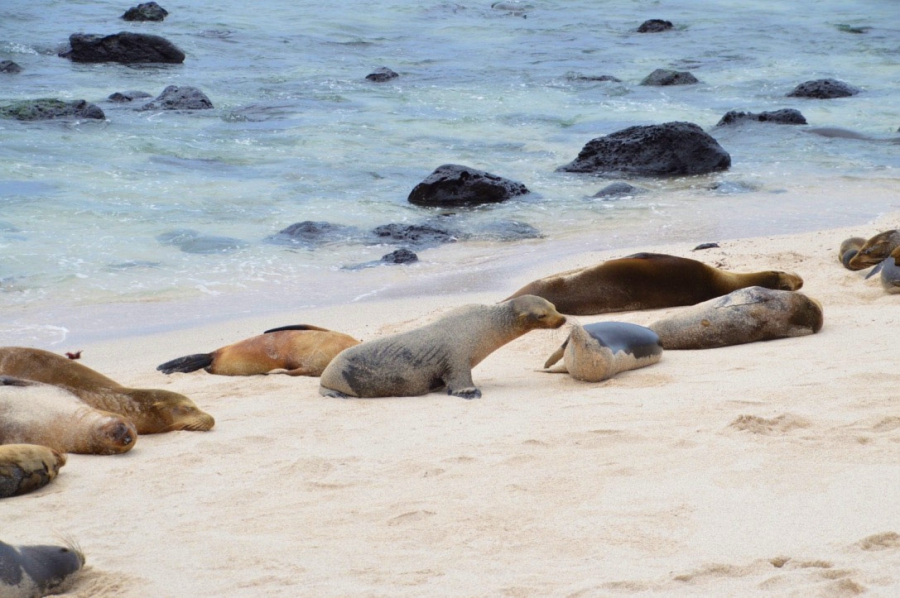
[387,510,436,526]
[728,414,811,435]
[857,531,900,551]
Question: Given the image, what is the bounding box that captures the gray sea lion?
[543,322,663,382]
[0,537,84,597]
[648,286,823,350]
[319,295,566,399]
[838,236,866,269]
[0,444,66,499]
[157,325,360,376]
[847,229,900,270]
[504,252,803,316]
[0,377,136,455]
[0,347,214,434]
[864,246,900,294]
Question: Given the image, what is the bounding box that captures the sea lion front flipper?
[865,261,885,279]
[444,367,480,399]
[542,340,568,369]
[156,353,213,375]
[449,387,482,400]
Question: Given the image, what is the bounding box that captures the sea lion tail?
[156,353,213,375]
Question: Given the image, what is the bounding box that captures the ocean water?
[1,0,898,347]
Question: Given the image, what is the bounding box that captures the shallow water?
[1,0,898,346]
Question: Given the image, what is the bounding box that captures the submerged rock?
[108,90,153,103]
[140,86,213,110]
[370,223,457,247]
[716,109,807,126]
[592,182,647,199]
[366,67,398,82]
[0,60,22,74]
[469,220,542,241]
[408,164,529,207]
[787,78,859,99]
[156,229,248,254]
[637,19,673,33]
[566,73,622,83]
[0,99,105,121]
[60,32,185,64]
[640,69,698,86]
[557,122,731,177]
[122,2,169,21]
[265,221,361,247]
[381,248,418,264]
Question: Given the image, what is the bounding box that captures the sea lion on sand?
[320,295,566,399]
[157,325,360,376]
[504,253,803,316]
[543,322,662,382]
[0,377,136,455]
[0,444,66,499]
[864,246,900,294]
[648,287,823,350]
[838,236,866,269]
[0,347,214,434]
[0,537,84,598]
[847,229,900,270]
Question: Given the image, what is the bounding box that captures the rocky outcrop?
[640,69,698,86]
[787,79,859,99]
[366,67,398,82]
[122,2,168,21]
[0,99,105,121]
[557,122,731,177]
[716,109,807,126]
[0,61,22,74]
[59,32,185,64]
[108,90,153,103]
[140,86,213,110]
[637,19,673,33]
[408,164,529,207]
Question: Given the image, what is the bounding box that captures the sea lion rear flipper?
[865,262,885,279]
[263,324,331,334]
[156,353,213,375]
[542,340,568,369]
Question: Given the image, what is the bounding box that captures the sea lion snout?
[100,420,137,453]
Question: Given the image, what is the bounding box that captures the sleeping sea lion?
[504,252,803,315]
[157,324,360,376]
[838,236,866,269]
[0,537,84,598]
[0,347,214,434]
[864,246,900,294]
[0,377,136,455]
[847,229,900,270]
[320,295,566,399]
[648,286,823,350]
[0,444,66,499]
[542,322,662,382]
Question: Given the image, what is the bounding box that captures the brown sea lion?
[504,252,803,316]
[0,377,136,455]
[838,236,866,269]
[157,324,360,376]
[0,537,84,597]
[648,287,823,350]
[847,229,900,270]
[543,322,663,382]
[320,295,566,399]
[0,444,66,499]
[0,347,214,434]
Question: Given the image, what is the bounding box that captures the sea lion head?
[91,415,137,455]
[506,295,567,330]
[14,538,85,594]
[771,271,803,291]
[131,389,215,432]
[848,230,900,269]
[790,294,824,334]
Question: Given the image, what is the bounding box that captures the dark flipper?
[263,324,331,334]
[156,353,213,374]
[543,339,569,369]
[865,261,885,280]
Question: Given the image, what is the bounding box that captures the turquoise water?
[1,0,898,346]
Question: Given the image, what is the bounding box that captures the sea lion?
[864,246,900,294]
[0,376,136,455]
[157,324,360,376]
[319,295,566,399]
[0,444,66,499]
[0,347,214,434]
[542,322,662,382]
[847,229,900,270]
[648,286,824,350]
[0,537,84,598]
[838,236,866,269]
[504,252,803,316]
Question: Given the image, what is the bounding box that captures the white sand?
[3,214,900,597]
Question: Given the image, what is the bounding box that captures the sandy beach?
[3,214,900,597]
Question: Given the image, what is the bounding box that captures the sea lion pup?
[838,236,867,269]
[865,246,900,294]
[0,377,136,455]
[0,537,84,597]
[319,295,566,399]
[157,324,360,376]
[648,287,823,350]
[0,444,67,499]
[542,322,662,382]
[0,347,214,434]
[504,253,803,316]
[847,229,900,270]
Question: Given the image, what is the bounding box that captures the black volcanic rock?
[371,223,456,247]
[0,61,22,74]
[108,90,153,103]
[60,32,185,64]
[0,99,105,121]
[640,69,698,86]
[408,164,529,207]
[787,79,859,99]
[366,67,398,82]
[557,122,731,177]
[381,248,418,264]
[716,109,807,126]
[637,19,673,33]
[140,86,213,110]
[122,2,168,21]
[592,182,647,198]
